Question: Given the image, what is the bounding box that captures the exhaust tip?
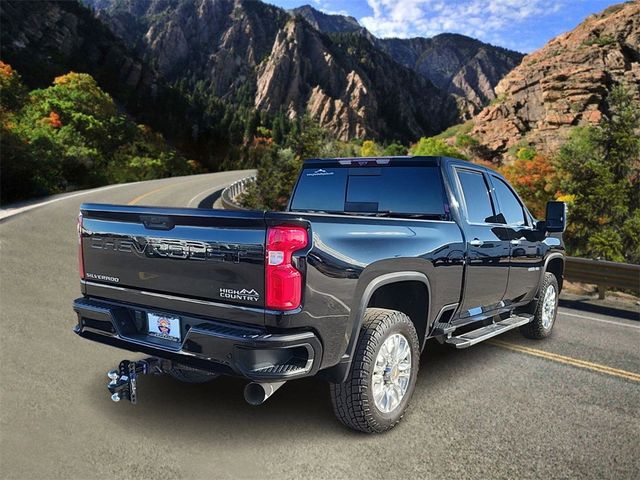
[244,382,268,406]
[244,381,286,406]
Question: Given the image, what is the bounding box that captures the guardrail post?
[597,285,606,300]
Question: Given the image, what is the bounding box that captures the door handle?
[510,239,521,245]
[469,239,483,247]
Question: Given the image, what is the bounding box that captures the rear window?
[290,166,447,217]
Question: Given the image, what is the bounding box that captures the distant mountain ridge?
[291,5,362,34]
[292,4,524,116]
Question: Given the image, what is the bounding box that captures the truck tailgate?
[79,204,266,308]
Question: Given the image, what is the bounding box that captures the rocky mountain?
[467,1,640,161]
[255,18,457,140]
[83,0,457,141]
[291,5,523,116]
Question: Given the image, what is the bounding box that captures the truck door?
[454,167,511,317]
[489,174,543,305]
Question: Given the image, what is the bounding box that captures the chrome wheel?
[541,283,557,330]
[372,333,412,413]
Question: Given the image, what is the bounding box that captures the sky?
[268,0,621,52]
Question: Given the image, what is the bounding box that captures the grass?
[583,36,616,47]
[433,120,474,140]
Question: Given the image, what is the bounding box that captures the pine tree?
[557,86,640,262]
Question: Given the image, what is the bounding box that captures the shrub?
[409,137,467,159]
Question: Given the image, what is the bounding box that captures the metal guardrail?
[565,256,640,298]
[220,176,255,210]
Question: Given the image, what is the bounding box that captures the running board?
[446,315,533,349]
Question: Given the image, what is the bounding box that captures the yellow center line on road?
[488,339,640,383]
[127,181,189,206]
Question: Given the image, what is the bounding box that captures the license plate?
[147,312,181,342]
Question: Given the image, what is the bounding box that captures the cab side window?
[456,170,495,223]
[492,177,527,226]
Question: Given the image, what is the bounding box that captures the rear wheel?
[167,364,219,383]
[520,272,559,339]
[330,308,420,433]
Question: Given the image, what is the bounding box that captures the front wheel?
[330,308,420,433]
[520,272,559,339]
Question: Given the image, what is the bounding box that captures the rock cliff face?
[254,19,373,139]
[255,18,457,141]
[86,0,289,99]
[469,2,640,160]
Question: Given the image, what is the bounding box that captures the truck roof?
[304,156,475,167]
[302,156,501,175]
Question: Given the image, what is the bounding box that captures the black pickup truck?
[74,156,566,433]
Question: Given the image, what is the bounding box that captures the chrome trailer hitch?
[107,358,166,404]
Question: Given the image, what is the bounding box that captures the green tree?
[383,142,408,156]
[241,147,300,210]
[556,86,640,262]
[409,137,467,159]
[0,62,63,201]
[359,140,383,157]
[288,115,328,159]
[1,65,197,203]
[272,111,286,145]
[244,109,259,142]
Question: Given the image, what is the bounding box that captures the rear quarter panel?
[266,212,465,369]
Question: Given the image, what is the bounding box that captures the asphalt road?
[1,172,639,480]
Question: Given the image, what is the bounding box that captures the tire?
[330,308,420,433]
[520,272,559,339]
[167,364,220,383]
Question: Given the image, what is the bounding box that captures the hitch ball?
[111,393,121,402]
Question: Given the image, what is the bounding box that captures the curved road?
[1,172,639,479]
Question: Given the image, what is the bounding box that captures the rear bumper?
[73,297,322,381]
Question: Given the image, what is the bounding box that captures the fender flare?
[343,270,432,365]
[537,253,565,296]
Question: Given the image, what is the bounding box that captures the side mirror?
[545,201,567,233]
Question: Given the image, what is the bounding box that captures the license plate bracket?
[147,312,181,342]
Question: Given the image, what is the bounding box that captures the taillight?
[77,213,85,279]
[265,226,308,310]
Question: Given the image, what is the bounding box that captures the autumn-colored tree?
[43,111,62,128]
[501,153,559,218]
[0,61,26,112]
